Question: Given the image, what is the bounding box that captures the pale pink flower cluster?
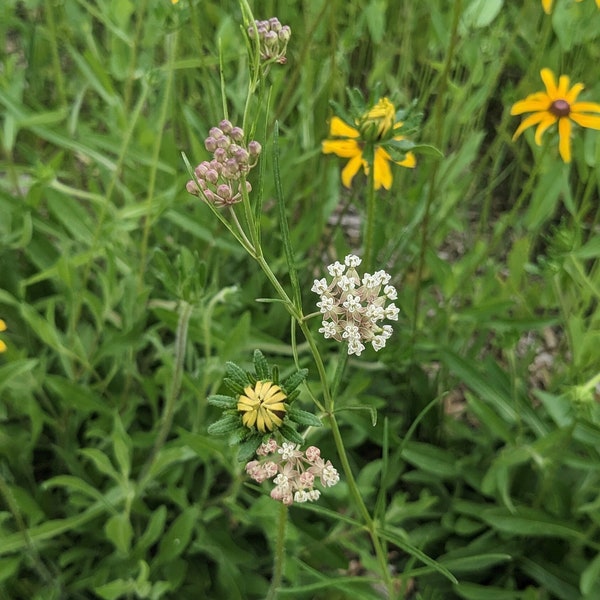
[311,254,398,356]
[186,120,261,206]
[245,439,340,505]
[248,18,291,64]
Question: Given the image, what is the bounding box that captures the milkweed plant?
[180,2,438,596]
[177,0,600,597]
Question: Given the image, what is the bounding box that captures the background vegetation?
[1,0,600,598]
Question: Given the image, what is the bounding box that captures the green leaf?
[454,582,521,600]
[481,507,585,541]
[207,414,241,435]
[287,407,322,427]
[104,512,133,555]
[377,527,458,584]
[460,0,503,30]
[136,506,167,554]
[278,423,303,445]
[0,556,21,583]
[400,441,459,478]
[207,394,238,409]
[281,368,308,393]
[252,349,270,380]
[237,436,262,462]
[79,448,120,483]
[580,551,600,596]
[155,506,200,567]
[225,361,250,389]
[222,378,246,396]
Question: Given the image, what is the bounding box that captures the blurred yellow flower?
[542,0,600,13]
[322,98,416,191]
[511,68,600,163]
[237,381,287,433]
[171,0,179,4]
[0,319,7,353]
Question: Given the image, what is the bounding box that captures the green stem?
[137,301,193,492]
[363,168,376,272]
[327,414,393,595]
[266,503,288,600]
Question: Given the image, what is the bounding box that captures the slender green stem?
[138,301,193,492]
[327,414,394,595]
[266,503,288,600]
[363,169,376,272]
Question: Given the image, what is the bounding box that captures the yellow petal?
[570,113,600,130]
[341,153,365,188]
[397,151,416,168]
[511,93,551,115]
[256,410,267,433]
[373,148,393,190]
[565,82,584,105]
[572,101,600,114]
[541,0,553,13]
[242,411,257,429]
[596,0,600,8]
[557,117,572,163]
[534,113,558,145]
[329,116,360,138]
[513,111,554,140]
[0,319,6,332]
[556,74,571,100]
[0,340,6,353]
[540,68,558,98]
[322,139,361,158]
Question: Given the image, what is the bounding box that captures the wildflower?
[245,439,340,505]
[237,381,287,433]
[186,120,261,206]
[322,97,416,191]
[542,0,600,14]
[511,68,600,163]
[207,350,321,461]
[248,18,291,65]
[312,254,398,356]
[0,320,6,353]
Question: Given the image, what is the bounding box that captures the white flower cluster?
[245,439,340,506]
[311,254,398,356]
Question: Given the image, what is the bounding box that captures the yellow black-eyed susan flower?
[322,97,416,191]
[511,68,600,163]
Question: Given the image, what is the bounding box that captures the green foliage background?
[1,0,600,598]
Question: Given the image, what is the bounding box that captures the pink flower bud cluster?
[186,120,261,207]
[311,254,399,356]
[248,18,291,64]
[245,439,340,506]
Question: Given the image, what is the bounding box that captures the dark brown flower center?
[550,99,570,118]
